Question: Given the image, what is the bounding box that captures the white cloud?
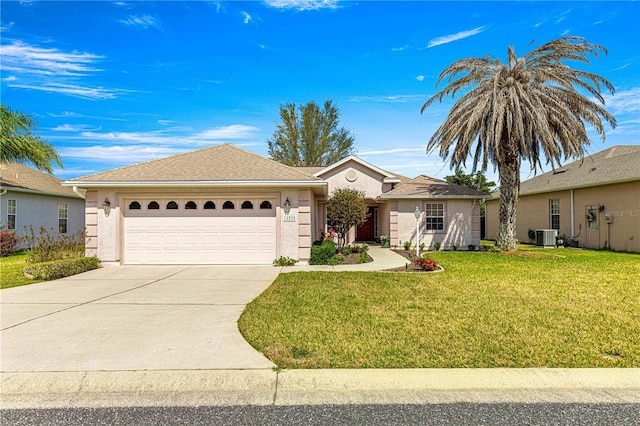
[60,146,187,163]
[415,75,425,82]
[426,26,486,48]
[602,87,640,115]
[117,14,163,31]
[51,124,100,132]
[7,81,133,100]
[349,94,424,103]
[358,147,425,156]
[2,75,17,82]
[157,120,175,126]
[264,0,340,11]
[76,124,260,146]
[241,11,252,24]
[391,45,407,52]
[1,41,103,77]
[0,40,130,100]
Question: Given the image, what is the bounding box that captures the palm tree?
[421,36,616,251]
[1,105,63,174]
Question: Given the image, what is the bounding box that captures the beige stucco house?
[1,162,85,245]
[64,144,483,265]
[485,145,640,252]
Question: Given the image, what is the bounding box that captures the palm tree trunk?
[496,141,520,251]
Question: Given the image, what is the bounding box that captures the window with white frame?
[7,199,16,230]
[549,199,560,230]
[424,203,444,231]
[58,203,68,234]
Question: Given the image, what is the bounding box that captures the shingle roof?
[519,145,640,195]
[380,175,485,198]
[68,144,321,183]
[0,162,82,198]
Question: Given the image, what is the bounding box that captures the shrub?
[452,244,458,251]
[328,255,344,266]
[419,242,426,251]
[433,241,441,251]
[468,244,476,251]
[0,229,20,257]
[357,251,369,264]
[23,257,101,281]
[341,247,351,256]
[22,226,84,263]
[413,256,438,271]
[403,240,411,251]
[309,239,337,265]
[273,256,298,266]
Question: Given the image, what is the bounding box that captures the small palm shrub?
[403,240,411,251]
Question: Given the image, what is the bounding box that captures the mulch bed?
[387,250,441,273]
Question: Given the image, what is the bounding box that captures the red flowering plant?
[413,256,438,271]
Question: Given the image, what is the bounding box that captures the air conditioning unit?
[535,229,557,248]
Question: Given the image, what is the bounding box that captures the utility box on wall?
[535,229,557,248]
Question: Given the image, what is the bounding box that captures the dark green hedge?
[309,239,337,265]
[23,257,101,281]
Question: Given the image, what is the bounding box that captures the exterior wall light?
[102,198,111,216]
[284,198,291,214]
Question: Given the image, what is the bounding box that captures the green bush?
[357,251,369,264]
[403,240,411,251]
[309,239,337,265]
[328,255,344,266]
[22,226,84,263]
[273,256,298,266]
[1,229,20,257]
[23,257,100,281]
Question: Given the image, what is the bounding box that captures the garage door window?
[223,201,234,210]
[167,201,179,210]
[204,201,216,210]
[260,200,272,209]
[185,201,197,210]
[129,201,141,210]
[241,201,253,209]
[148,201,160,210]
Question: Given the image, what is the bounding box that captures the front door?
[356,206,377,242]
[585,205,599,248]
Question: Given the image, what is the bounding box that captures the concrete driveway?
[0,266,280,372]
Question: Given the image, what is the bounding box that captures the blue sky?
[2,1,639,183]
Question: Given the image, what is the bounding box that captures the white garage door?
[123,198,276,265]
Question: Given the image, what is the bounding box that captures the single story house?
[1,162,85,243]
[64,144,483,265]
[485,145,640,252]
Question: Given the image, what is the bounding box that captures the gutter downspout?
[570,189,575,239]
[72,186,86,200]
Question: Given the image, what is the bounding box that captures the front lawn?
[0,252,43,289]
[239,248,640,368]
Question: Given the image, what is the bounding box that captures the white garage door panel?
[124,212,276,265]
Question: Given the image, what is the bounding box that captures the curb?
[2,368,639,409]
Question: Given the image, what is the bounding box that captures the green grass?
[0,252,43,289]
[239,248,640,368]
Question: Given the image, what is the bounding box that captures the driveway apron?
[0,266,279,372]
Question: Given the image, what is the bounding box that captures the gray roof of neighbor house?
[379,175,485,199]
[518,145,640,196]
[66,144,322,186]
[0,162,82,198]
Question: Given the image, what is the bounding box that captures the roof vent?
[589,167,597,172]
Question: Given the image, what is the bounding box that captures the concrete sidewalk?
[2,368,639,408]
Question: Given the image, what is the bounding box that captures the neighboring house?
[63,144,483,265]
[0,162,85,243]
[485,145,640,252]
